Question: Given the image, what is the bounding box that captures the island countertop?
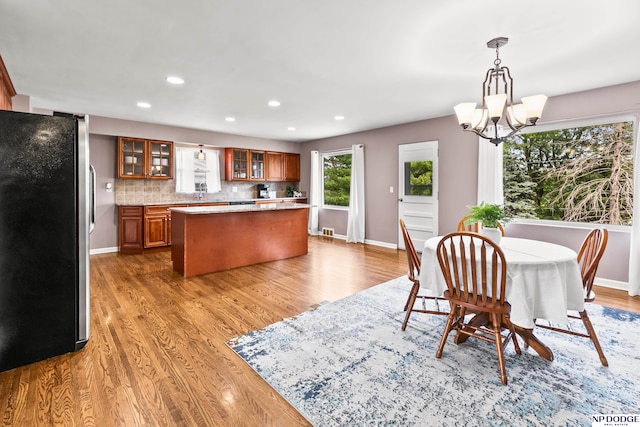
[170,202,310,215]
[116,197,307,207]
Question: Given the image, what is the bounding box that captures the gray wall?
[299,80,640,285]
[90,134,118,250]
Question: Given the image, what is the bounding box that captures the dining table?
[419,235,586,361]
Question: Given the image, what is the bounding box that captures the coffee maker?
[257,183,270,199]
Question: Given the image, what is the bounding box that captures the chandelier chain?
[494,46,501,68]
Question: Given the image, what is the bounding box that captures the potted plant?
[286,185,297,198]
[465,202,505,243]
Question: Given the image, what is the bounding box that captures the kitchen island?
[170,203,310,277]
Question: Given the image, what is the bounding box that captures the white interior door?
[398,141,438,251]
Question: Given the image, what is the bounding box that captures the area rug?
[227,277,640,426]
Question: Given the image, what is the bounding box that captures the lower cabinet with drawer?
[118,203,230,253]
[144,205,187,248]
[118,206,144,254]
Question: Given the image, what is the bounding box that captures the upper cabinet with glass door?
[117,137,173,179]
[224,148,250,180]
[225,148,300,182]
[147,140,172,178]
[251,151,265,180]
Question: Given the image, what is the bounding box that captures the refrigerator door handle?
[89,164,96,234]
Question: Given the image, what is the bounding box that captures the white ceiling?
[1,0,639,142]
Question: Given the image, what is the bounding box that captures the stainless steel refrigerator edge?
[0,110,93,372]
[79,114,93,346]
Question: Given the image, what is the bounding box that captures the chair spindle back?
[577,228,608,301]
[436,232,507,308]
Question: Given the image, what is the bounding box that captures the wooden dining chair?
[399,219,447,331]
[457,216,505,236]
[535,228,609,366]
[435,231,521,385]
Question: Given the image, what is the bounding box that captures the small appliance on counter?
[257,183,270,199]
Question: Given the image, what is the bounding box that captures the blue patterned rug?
[227,277,640,426]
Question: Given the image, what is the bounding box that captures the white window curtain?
[628,129,640,296]
[477,139,504,205]
[175,147,195,193]
[346,144,365,243]
[205,150,222,193]
[175,146,221,193]
[308,150,320,235]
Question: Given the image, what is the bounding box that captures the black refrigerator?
[0,110,93,372]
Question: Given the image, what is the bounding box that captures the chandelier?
[453,37,547,145]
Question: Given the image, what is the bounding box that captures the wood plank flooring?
[0,237,637,426]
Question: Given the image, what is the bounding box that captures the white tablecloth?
[419,236,585,329]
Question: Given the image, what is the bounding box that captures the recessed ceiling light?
[165,76,185,85]
[137,101,151,108]
[268,100,281,107]
[225,116,236,122]
[288,127,296,131]
[334,115,345,120]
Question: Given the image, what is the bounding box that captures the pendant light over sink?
[198,144,205,160]
[453,37,547,145]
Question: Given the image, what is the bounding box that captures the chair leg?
[504,314,521,355]
[401,287,419,331]
[403,282,419,311]
[492,313,508,385]
[580,309,608,367]
[436,308,457,358]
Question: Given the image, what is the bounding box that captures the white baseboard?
[320,233,397,250]
[90,247,118,255]
[364,239,397,249]
[595,277,628,291]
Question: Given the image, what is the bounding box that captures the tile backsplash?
[114,179,296,205]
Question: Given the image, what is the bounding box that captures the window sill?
[508,218,631,233]
[321,205,349,211]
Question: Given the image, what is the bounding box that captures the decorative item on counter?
[286,185,297,197]
[293,191,303,198]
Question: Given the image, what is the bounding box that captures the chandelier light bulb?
[522,95,548,121]
[485,94,507,121]
[454,103,476,126]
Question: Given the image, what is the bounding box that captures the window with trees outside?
[323,151,352,208]
[502,119,634,225]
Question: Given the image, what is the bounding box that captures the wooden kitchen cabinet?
[251,151,265,180]
[119,203,230,253]
[266,152,300,181]
[265,152,283,181]
[225,148,250,181]
[0,55,16,111]
[118,206,144,254]
[283,153,300,181]
[226,148,300,182]
[117,137,173,179]
[144,205,186,248]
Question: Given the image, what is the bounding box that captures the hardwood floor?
[0,237,637,426]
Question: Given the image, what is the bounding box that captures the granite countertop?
[116,197,307,207]
[170,203,310,214]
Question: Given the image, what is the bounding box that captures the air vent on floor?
[322,227,334,237]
